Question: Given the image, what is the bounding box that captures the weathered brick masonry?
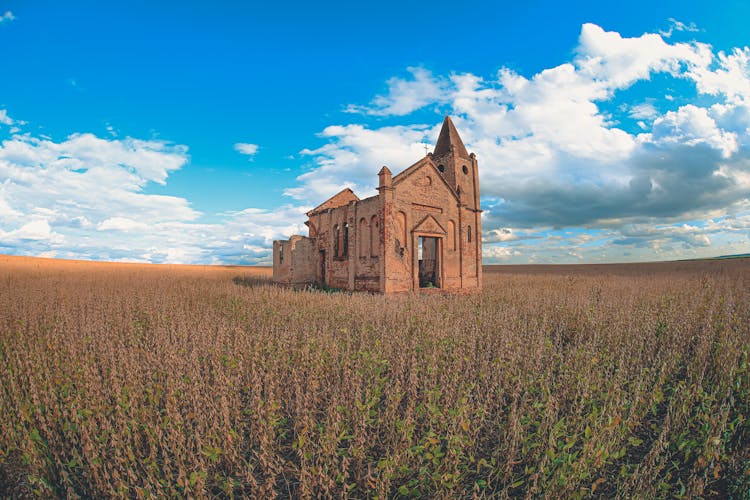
[273,116,482,293]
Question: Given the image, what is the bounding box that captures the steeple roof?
[433,116,469,159]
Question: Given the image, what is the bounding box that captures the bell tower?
[432,116,480,211]
[431,116,482,290]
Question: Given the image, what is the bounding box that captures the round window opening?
[438,164,445,172]
[462,165,469,174]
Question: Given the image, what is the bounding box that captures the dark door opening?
[418,236,439,288]
[319,250,326,284]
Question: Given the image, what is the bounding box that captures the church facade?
[272,116,482,293]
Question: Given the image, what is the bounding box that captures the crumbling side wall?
[272,240,292,283]
[289,236,317,284]
[272,236,317,285]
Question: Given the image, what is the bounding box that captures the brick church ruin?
[273,116,482,293]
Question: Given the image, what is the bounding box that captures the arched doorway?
[417,236,441,288]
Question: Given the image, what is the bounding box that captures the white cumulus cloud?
[0,110,13,125]
[345,67,449,116]
[234,142,259,157]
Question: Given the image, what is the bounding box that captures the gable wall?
[385,162,481,291]
[386,165,462,291]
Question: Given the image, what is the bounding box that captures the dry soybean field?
[1,255,748,498]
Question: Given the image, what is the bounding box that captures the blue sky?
[1,1,749,264]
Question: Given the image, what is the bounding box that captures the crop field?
[0,255,748,498]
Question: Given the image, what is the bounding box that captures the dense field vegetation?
[1,255,748,498]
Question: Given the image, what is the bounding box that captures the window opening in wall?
[343,223,349,257]
[279,245,284,264]
[468,225,472,242]
[359,218,367,257]
[333,225,339,257]
[370,216,378,257]
[462,165,469,174]
[418,236,440,288]
[319,250,326,284]
[438,164,445,172]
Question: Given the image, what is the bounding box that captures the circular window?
[462,165,469,174]
[438,164,445,172]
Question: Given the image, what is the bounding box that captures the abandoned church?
[273,116,482,293]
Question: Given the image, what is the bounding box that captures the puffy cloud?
[482,245,520,260]
[287,124,431,201]
[613,223,712,248]
[0,220,60,242]
[688,47,750,104]
[97,217,149,232]
[0,109,12,125]
[575,23,710,91]
[648,104,738,157]
[629,102,658,120]
[345,67,449,116]
[0,124,313,265]
[0,11,14,24]
[0,133,195,231]
[234,142,259,158]
[483,228,521,243]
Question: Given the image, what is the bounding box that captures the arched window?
[370,215,379,257]
[468,225,472,243]
[333,225,340,257]
[342,223,349,257]
[462,165,469,175]
[438,164,445,173]
[359,218,368,257]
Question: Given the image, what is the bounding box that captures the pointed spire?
[433,116,469,159]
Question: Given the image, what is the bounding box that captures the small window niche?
[343,223,349,257]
